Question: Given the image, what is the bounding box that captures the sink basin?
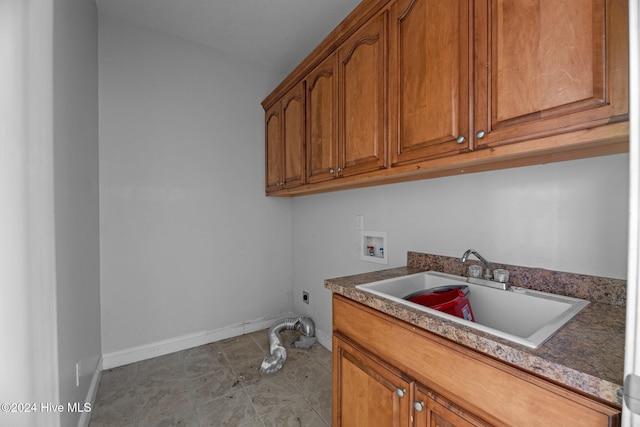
[356,271,589,348]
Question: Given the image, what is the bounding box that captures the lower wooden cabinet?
[332,294,621,427]
[334,334,490,427]
[334,335,410,427]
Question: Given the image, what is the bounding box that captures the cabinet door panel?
[307,56,339,183]
[339,12,387,176]
[475,0,628,147]
[333,335,411,427]
[265,106,282,193]
[390,0,471,165]
[493,0,599,123]
[282,82,305,188]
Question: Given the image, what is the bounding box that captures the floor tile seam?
[190,379,245,409]
[93,393,138,411]
[191,385,262,426]
[96,376,139,396]
[285,360,331,386]
[135,369,188,384]
[133,383,197,427]
[284,373,309,396]
[184,362,236,383]
[251,370,299,392]
[219,336,260,348]
[303,394,331,426]
[185,364,234,379]
[240,386,269,426]
[294,381,332,400]
[135,407,201,427]
[223,353,268,367]
[135,401,197,427]
[297,355,327,370]
[136,357,187,375]
[249,331,269,352]
[134,378,192,400]
[86,399,135,427]
[230,360,268,388]
[256,394,310,423]
[308,355,332,373]
[228,355,266,368]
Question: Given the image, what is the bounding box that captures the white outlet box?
[361,231,388,264]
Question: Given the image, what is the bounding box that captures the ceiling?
[95,0,362,75]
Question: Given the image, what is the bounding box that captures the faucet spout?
[460,249,492,279]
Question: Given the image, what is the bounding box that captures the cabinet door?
[265,104,283,193]
[389,0,471,165]
[413,385,491,427]
[474,0,628,148]
[306,55,339,184]
[333,335,411,427]
[338,11,388,177]
[282,82,305,188]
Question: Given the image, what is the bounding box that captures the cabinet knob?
[329,168,335,174]
[476,130,486,139]
[456,135,465,144]
[396,388,406,398]
[336,167,343,173]
[413,401,425,412]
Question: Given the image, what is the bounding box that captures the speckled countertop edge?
[325,264,625,407]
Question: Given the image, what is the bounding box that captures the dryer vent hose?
[259,316,316,374]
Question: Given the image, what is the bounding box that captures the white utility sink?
[356,271,589,348]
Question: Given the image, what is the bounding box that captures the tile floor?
[89,329,332,426]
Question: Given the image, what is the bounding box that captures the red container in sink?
[403,285,475,322]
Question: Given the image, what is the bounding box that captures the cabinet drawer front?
[333,295,620,426]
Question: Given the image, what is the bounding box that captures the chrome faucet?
[460,249,492,279]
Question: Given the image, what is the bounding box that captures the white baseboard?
[102,312,297,369]
[78,357,102,427]
[315,328,332,351]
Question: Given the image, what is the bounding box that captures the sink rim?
[355,270,590,349]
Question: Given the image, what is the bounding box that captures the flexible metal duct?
[259,316,316,374]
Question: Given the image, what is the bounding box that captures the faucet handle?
[468,265,483,278]
[493,269,509,283]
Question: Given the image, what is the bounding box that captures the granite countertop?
[325,262,625,407]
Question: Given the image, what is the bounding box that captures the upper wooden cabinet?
[265,104,283,193]
[389,0,628,164]
[265,82,305,194]
[473,0,629,148]
[306,54,339,184]
[307,11,388,184]
[337,10,388,177]
[389,0,472,165]
[262,0,628,196]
